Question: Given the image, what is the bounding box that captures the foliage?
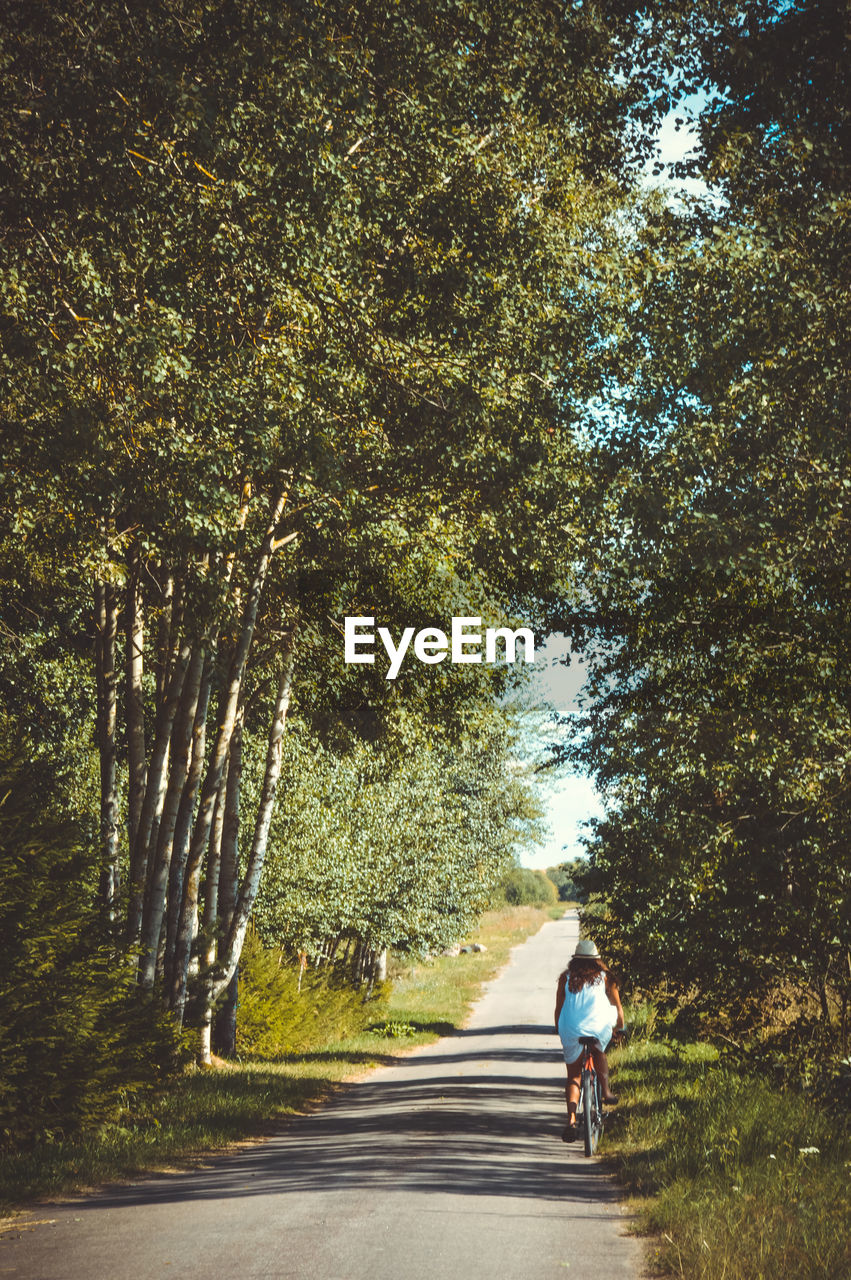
[371,1020,417,1039]
[0,0,659,1054]
[253,708,537,958]
[607,1028,851,1280]
[233,929,389,1059]
[0,751,183,1147]
[568,0,851,1048]
[496,865,558,908]
[545,857,588,903]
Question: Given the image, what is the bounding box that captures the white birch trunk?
[125,548,146,857]
[95,581,120,915]
[203,765,226,939]
[170,489,288,1021]
[218,710,242,932]
[154,573,174,705]
[198,1005,214,1066]
[126,640,192,947]
[213,714,242,1055]
[138,643,205,991]
[163,654,214,986]
[210,628,297,1006]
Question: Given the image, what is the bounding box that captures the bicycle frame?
[576,1036,605,1157]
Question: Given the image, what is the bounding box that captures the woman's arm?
[554,970,568,1032]
[605,974,625,1030]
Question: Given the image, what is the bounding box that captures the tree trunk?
[163,653,214,988]
[218,710,242,935]
[125,547,146,858]
[214,969,239,1057]
[208,625,298,1011]
[126,639,192,947]
[212,716,242,1057]
[138,643,205,991]
[196,761,228,1047]
[352,938,364,983]
[154,572,174,705]
[203,764,226,942]
[198,1003,214,1065]
[156,574,184,704]
[95,581,120,917]
[170,490,289,1022]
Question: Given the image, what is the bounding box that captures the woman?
[554,938,624,1142]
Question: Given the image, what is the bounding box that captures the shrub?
[0,752,184,1146]
[496,865,558,907]
[234,929,389,1058]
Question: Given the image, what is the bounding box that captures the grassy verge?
[605,1024,851,1279]
[1,904,561,1212]
[375,901,564,1040]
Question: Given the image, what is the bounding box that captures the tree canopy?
[0,0,662,1063]
[571,0,850,1047]
[2,0,846,1098]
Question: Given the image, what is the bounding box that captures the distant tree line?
[545,860,589,905]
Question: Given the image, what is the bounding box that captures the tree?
[1,1,662,1058]
[546,858,589,904]
[569,0,850,1046]
[254,704,537,969]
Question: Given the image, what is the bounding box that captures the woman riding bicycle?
[554,938,624,1142]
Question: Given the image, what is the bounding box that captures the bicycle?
[574,1028,626,1157]
[575,1036,605,1157]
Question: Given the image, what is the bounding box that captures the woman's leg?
[591,1047,619,1103]
[562,1054,582,1138]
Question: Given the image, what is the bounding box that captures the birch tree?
[1,0,671,1056]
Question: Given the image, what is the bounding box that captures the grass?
[0,904,561,1213]
[604,1013,851,1280]
[375,901,564,1039]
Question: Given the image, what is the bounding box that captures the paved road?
[3,911,642,1280]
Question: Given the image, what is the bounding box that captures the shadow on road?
[69,1024,623,1216]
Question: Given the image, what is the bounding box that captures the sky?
[647,94,709,199]
[517,633,605,870]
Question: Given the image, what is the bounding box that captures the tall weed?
[608,1034,851,1279]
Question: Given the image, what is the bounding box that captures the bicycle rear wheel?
[581,1068,594,1157]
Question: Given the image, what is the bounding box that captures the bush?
[0,752,184,1146]
[235,929,389,1058]
[496,866,558,908]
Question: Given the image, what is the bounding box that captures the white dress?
[558,972,617,1063]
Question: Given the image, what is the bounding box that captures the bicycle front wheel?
[581,1068,594,1157]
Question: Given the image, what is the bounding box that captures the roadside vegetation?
[603,1007,851,1280]
[565,9,851,1275]
[545,858,589,906]
[0,903,559,1211]
[1,5,848,1277]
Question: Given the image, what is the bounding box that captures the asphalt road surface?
[3,911,642,1280]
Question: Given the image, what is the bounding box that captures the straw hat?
[571,939,601,960]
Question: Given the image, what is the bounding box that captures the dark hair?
[566,957,606,993]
